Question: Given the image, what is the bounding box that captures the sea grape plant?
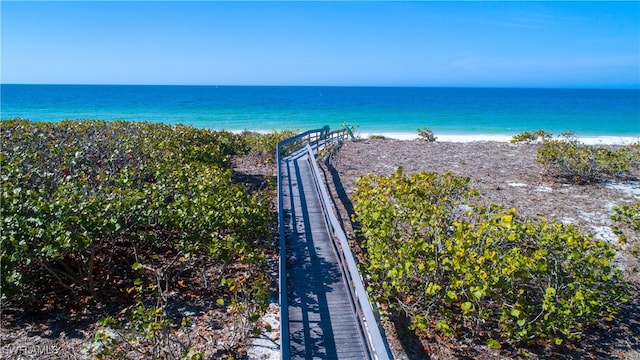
[535,132,637,184]
[612,202,640,262]
[239,129,299,164]
[510,130,552,144]
[1,119,271,302]
[1,119,281,357]
[352,168,629,348]
[417,126,437,142]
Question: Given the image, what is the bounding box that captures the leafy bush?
[240,129,298,164]
[417,126,437,142]
[612,202,640,262]
[535,133,637,184]
[510,130,552,144]
[1,119,271,304]
[88,295,203,359]
[352,168,629,348]
[368,134,391,140]
[87,259,270,359]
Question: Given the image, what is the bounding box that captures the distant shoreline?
[356,132,640,145]
[3,118,637,146]
[219,128,639,145]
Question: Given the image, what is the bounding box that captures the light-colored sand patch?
[507,182,528,187]
[535,186,553,193]
[576,209,621,243]
[359,133,513,142]
[246,302,280,360]
[578,136,640,145]
[357,132,639,145]
[560,217,575,225]
[605,181,640,200]
[591,225,619,243]
[579,210,609,223]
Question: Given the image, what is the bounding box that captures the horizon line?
[2,83,638,91]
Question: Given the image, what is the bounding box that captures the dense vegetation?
[352,168,630,352]
[511,131,639,184]
[1,119,292,358]
[3,121,637,357]
[509,130,552,144]
[613,202,640,264]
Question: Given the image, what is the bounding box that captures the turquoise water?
[1,84,639,137]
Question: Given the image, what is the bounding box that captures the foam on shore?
[229,128,638,145]
[358,132,639,145]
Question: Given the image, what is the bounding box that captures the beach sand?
[359,132,640,145]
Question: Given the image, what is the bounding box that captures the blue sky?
[2,1,639,88]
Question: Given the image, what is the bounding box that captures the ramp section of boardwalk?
[277,128,392,360]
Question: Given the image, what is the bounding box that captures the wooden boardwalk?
[280,148,368,359]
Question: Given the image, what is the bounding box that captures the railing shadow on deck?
[282,148,341,359]
[319,147,432,360]
[284,154,341,358]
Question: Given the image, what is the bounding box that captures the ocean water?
[2,84,639,139]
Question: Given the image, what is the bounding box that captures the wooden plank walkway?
[280,149,368,359]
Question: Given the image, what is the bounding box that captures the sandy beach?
[359,132,640,145]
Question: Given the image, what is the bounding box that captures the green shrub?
[417,126,437,142]
[1,119,271,304]
[368,134,391,140]
[510,130,552,144]
[612,202,640,262]
[536,133,637,184]
[240,129,298,164]
[352,168,629,348]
